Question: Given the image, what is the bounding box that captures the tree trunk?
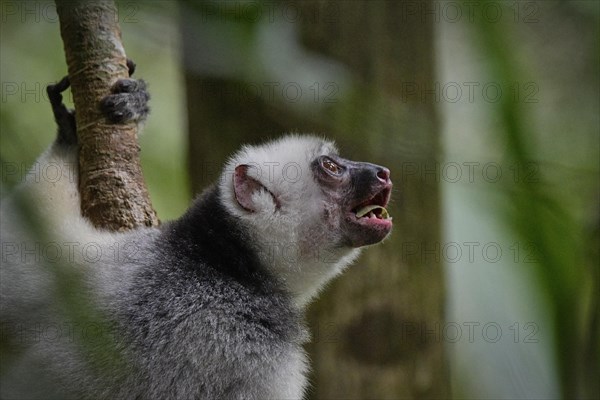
[299,1,448,399]
[56,0,158,231]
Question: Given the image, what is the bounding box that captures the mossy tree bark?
[56,0,158,231]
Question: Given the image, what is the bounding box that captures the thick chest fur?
[106,260,310,400]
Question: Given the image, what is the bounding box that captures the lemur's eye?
[322,158,342,175]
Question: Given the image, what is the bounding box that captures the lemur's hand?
[47,59,149,145]
[100,59,150,124]
[47,75,76,146]
[100,78,150,124]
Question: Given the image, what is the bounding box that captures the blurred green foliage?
[472,0,599,397]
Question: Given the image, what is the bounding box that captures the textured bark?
[56,0,158,231]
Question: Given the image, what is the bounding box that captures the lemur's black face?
[312,155,393,247]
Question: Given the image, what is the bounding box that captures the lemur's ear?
[233,165,265,213]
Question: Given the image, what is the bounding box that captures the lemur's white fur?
[1,134,367,399]
[219,135,361,307]
[2,135,361,310]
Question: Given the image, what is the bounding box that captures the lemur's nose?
[376,167,390,183]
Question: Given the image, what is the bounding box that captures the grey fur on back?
[0,145,309,400]
[1,132,392,399]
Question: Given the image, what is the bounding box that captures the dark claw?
[127,58,136,77]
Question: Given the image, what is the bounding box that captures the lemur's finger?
[47,76,71,121]
[110,78,147,94]
[47,75,71,96]
[127,58,136,77]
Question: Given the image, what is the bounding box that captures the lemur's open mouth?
[341,165,393,247]
[351,185,392,222]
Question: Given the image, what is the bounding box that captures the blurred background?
[1,1,598,399]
